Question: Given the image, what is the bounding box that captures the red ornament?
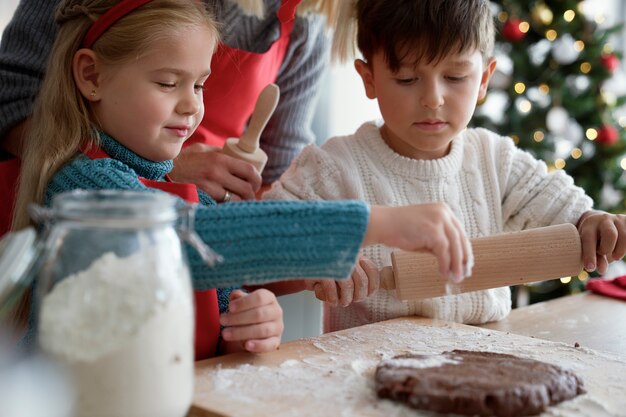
[601,54,620,73]
[596,125,619,145]
[502,19,527,42]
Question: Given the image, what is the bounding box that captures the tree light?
[555,158,566,169]
[519,21,530,33]
[580,62,592,74]
[586,128,598,140]
[534,4,553,25]
[517,98,532,113]
[514,82,526,94]
[563,10,576,22]
[546,29,558,40]
[574,41,585,52]
[571,148,583,159]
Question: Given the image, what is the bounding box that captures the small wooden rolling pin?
[380,223,583,300]
[221,83,280,174]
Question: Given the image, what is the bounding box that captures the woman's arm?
[0,0,59,153]
[260,15,331,183]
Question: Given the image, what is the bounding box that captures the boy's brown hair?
[356,0,495,71]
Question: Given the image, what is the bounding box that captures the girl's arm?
[48,158,471,293]
[189,199,369,289]
[192,201,473,290]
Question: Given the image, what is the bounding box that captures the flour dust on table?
[195,320,626,417]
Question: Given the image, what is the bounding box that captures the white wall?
[0,0,19,41]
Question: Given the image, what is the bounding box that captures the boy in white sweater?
[265,0,626,332]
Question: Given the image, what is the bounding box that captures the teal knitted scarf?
[97,131,173,181]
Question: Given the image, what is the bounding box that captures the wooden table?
[188,292,626,417]
[478,292,626,355]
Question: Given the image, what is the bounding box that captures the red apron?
[0,157,20,236]
[187,0,301,147]
[85,147,221,360]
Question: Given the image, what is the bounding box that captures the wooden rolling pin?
[380,223,583,300]
[221,83,280,174]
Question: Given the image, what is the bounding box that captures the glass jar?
[23,189,218,417]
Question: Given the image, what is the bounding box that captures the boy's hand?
[305,256,380,307]
[578,211,626,274]
[366,203,473,283]
[219,289,283,354]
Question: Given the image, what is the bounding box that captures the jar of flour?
[26,189,220,417]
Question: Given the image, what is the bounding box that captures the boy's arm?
[263,141,357,202]
[259,141,363,297]
[494,133,593,230]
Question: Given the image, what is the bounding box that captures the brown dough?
[375,350,585,417]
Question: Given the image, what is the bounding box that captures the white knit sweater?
[264,121,593,332]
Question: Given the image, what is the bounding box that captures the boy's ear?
[355,59,377,99]
[73,48,102,102]
[477,57,497,101]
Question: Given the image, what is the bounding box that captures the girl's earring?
[90,90,97,98]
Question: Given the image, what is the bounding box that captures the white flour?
[377,354,461,369]
[39,248,194,417]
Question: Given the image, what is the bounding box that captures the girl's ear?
[478,57,497,101]
[354,59,377,99]
[73,48,102,101]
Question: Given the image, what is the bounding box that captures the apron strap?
[277,0,300,23]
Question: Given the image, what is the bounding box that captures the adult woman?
[0,0,341,234]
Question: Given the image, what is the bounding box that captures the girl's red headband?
[82,0,154,48]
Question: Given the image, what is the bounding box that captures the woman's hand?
[219,289,284,354]
[365,203,473,283]
[171,143,262,202]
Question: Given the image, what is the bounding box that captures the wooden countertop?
[188,292,626,417]
[478,292,626,355]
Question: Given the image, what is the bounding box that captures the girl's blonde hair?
[12,0,219,231]
[231,0,357,63]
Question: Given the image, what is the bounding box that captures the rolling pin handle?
[380,266,396,290]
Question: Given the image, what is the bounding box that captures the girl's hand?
[171,143,262,202]
[219,289,283,354]
[305,256,379,307]
[578,211,626,274]
[365,203,473,283]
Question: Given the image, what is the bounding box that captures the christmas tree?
[473,1,626,303]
